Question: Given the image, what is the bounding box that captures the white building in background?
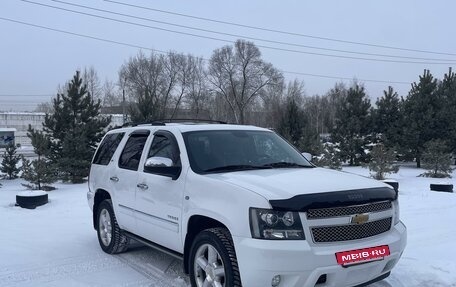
[0,112,124,147]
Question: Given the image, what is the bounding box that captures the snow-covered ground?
[0,165,455,287]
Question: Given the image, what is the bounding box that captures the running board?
[123,231,183,261]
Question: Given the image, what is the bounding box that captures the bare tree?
[286,79,306,105]
[82,66,102,101]
[167,52,189,119]
[260,79,285,128]
[102,80,121,107]
[184,56,210,119]
[35,102,53,113]
[324,82,348,132]
[208,40,283,124]
[119,51,193,121]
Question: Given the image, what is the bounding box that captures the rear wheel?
[96,199,129,254]
[189,228,242,287]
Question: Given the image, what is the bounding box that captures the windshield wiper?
[204,164,271,173]
[261,162,312,168]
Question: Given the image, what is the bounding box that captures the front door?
[135,131,185,253]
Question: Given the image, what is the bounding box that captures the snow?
[16,190,46,197]
[1,164,456,286]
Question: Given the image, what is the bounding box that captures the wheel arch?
[93,189,112,230]
[183,214,230,274]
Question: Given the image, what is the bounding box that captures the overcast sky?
[1,0,456,111]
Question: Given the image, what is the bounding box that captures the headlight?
[250,208,305,240]
[392,199,400,225]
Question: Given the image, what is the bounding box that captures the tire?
[16,193,48,209]
[189,228,242,287]
[96,199,129,254]
[430,183,453,193]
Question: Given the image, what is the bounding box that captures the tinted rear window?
[92,132,125,165]
[118,134,148,171]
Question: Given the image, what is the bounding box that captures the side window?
[92,132,125,165]
[147,133,181,166]
[118,134,148,171]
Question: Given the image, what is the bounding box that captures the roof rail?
[120,119,227,127]
[154,118,227,125]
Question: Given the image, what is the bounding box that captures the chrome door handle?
[137,183,148,190]
[110,176,119,182]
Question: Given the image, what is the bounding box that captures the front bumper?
[233,221,406,287]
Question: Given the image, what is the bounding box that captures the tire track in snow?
[116,246,189,287]
[0,254,126,286]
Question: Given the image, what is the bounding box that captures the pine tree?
[35,71,111,183]
[373,86,403,149]
[331,84,371,165]
[421,140,453,178]
[403,70,442,168]
[315,142,342,170]
[368,144,399,180]
[1,144,21,179]
[22,157,57,190]
[23,127,57,190]
[439,68,456,160]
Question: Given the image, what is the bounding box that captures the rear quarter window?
[92,132,125,165]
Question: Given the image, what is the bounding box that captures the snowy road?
[1,166,455,286]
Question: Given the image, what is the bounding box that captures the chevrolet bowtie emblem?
[351,213,370,225]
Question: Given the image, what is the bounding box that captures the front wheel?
[189,228,242,287]
[96,199,129,254]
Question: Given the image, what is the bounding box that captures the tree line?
[8,39,453,189]
[74,40,455,171]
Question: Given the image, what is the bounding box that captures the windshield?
[183,130,313,174]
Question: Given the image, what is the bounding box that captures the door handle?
[137,183,148,190]
[110,176,119,182]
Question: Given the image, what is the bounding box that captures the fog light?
[271,275,281,287]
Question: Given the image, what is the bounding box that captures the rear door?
[135,130,185,252]
[111,129,150,231]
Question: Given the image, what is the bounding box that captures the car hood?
[206,167,389,200]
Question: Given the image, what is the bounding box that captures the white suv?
[88,122,407,287]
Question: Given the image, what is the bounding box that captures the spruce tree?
[36,71,110,183]
[1,144,21,179]
[403,70,442,168]
[373,86,403,149]
[331,84,371,165]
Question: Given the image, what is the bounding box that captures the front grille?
[307,201,392,219]
[311,217,392,243]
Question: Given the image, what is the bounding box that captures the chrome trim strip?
[306,200,392,220]
[118,204,178,226]
[306,210,392,227]
[119,204,135,212]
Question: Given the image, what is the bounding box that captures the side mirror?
[144,157,181,180]
[302,152,312,162]
[145,157,173,168]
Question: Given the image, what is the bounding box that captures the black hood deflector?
[269,187,397,212]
